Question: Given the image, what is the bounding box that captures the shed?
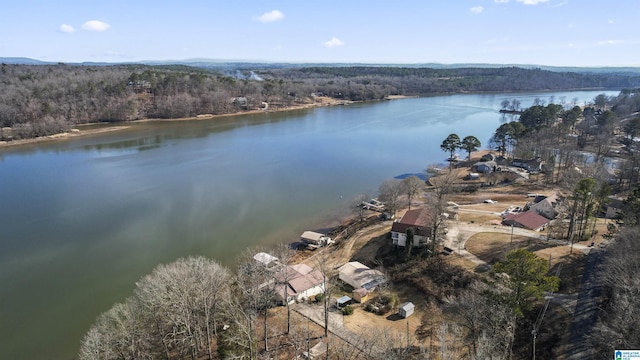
[336,295,352,308]
[352,287,369,303]
[398,302,415,318]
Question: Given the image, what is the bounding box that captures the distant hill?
[2,57,639,74]
[0,57,53,65]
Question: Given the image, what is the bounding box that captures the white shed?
[398,302,415,318]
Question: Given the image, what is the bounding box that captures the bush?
[379,293,399,308]
[377,304,391,315]
[314,293,324,303]
[342,305,354,315]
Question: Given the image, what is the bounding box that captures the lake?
[0,90,616,359]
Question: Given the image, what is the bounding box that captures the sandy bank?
[0,95,415,149]
[0,126,131,148]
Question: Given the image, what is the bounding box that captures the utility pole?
[510,224,515,247]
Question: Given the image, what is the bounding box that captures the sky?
[1,0,638,67]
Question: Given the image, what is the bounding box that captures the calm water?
[0,90,615,359]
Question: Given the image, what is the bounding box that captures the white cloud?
[470,6,484,14]
[494,0,509,3]
[323,37,344,48]
[82,20,110,32]
[516,0,550,4]
[255,10,284,23]
[597,40,624,46]
[608,20,614,24]
[59,24,75,33]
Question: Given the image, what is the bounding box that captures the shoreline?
[0,96,412,149]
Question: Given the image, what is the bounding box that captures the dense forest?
[2,63,640,140]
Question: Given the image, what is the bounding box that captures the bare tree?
[402,176,424,211]
[234,247,280,356]
[378,179,404,218]
[79,298,149,360]
[352,193,371,222]
[131,256,231,359]
[423,167,459,253]
[272,243,296,335]
[444,281,516,360]
[592,226,640,357]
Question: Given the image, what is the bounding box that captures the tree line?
[480,91,640,245]
[2,63,640,140]
[479,91,640,356]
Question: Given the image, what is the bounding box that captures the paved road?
[565,248,605,360]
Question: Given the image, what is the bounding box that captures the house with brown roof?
[502,210,550,231]
[391,208,431,247]
[274,263,325,303]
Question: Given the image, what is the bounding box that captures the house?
[605,196,625,219]
[526,193,560,220]
[472,161,497,174]
[232,97,248,108]
[480,153,495,162]
[390,208,431,247]
[512,158,543,172]
[502,210,550,231]
[274,263,325,303]
[338,261,385,290]
[398,302,415,318]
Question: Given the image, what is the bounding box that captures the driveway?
[443,216,592,267]
[565,248,605,359]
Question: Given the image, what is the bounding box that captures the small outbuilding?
[336,295,352,308]
[351,287,369,303]
[398,302,415,318]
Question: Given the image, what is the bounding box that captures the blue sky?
[1,0,638,66]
